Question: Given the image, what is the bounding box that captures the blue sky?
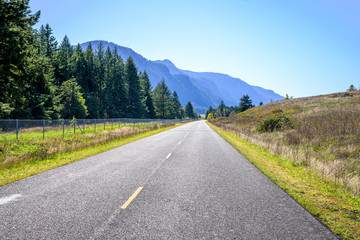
[29,0,360,98]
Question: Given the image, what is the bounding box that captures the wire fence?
[0,118,193,140]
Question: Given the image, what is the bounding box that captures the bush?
[257,115,293,132]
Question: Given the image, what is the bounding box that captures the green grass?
[0,122,184,186]
[208,122,360,239]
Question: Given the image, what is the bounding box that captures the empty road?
[0,120,336,239]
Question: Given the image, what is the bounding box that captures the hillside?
[80,41,283,113]
[211,90,360,195]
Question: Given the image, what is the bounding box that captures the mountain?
[80,40,283,113]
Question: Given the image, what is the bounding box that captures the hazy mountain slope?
[80,41,283,113]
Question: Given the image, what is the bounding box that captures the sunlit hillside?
[210,91,360,195]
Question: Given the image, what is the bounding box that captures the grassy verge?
[208,122,360,239]
[0,123,184,186]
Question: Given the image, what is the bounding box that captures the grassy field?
[210,91,360,195]
[208,122,360,239]
[208,90,360,239]
[0,121,185,186]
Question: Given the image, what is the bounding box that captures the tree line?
[205,94,258,119]
[0,0,197,120]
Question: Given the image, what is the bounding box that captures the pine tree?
[185,101,196,118]
[239,94,254,112]
[71,44,86,90]
[58,78,87,119]
[125,57,142,118]
[0,0,40,118]
[54,35,73,85]
[347,84,357,92]
[25,43,57,119]
[153,79,171,119]
[216,100,227,117]
[38,24,57,59]
[112,47,127,117]
[171,91,183,119]
[140,71,156,118]
[84,42,100,118]
[95,42,106,117]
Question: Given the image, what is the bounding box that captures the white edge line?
[0,194,22,205]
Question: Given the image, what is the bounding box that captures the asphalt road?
[0,120,337,239]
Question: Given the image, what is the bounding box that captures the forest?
[205,95,258,119]
[0,0,197,120]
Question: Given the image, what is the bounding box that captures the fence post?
[104,118,105,131]
[43,119,45,139]
[74,118,76,135]
[16,119,19,140]
[84,119,86,134]
[95,119,96,132]
[112,119,113,130]
[63,119,65,137]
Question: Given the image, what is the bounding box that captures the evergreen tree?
[25,43,57,119]
[58,78,87,119]
[103,46,114,117]
[171,91,183,119]
[140,71,156,118]
[153,79,171,119]
[84,42,100,118]
[95,42,106,117]
[71,44,86,90]
[239,94,254,112]
[216,100,227,117]
[38,24,57,59]
[0,0,40,118]
[125,57,142,118]
[205,106,215,119]
[185,101,196,118]
[347,84,357,92]
[112,47,127,117]
[54,35,73,85]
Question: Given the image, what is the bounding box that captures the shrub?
[272,108,283,114]
[257,115,293,132]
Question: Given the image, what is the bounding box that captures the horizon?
[30,0,360,98]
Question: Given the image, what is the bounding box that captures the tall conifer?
[125,57,142,118]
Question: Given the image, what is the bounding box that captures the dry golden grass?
[210,90,360,195]
[0,122,173,170]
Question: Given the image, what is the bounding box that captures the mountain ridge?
[80,40,283,113]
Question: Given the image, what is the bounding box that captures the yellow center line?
[121,187,143,209]
[166,153,172,159]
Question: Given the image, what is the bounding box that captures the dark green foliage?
[171,91,183,119]
[0,1,194,120]
[125,57,142,118]
[257,115,293,133]
[0,0,40,118]
[58,78,87,119]
[205,101,238,119]
[54,35,73,85]
[110,47,127,117]
[153,79,172,119]
[185,101,196,118]
[140,71,156,118]
[347,84,357,92]
[38,24,57,59]
[239,94,255,112]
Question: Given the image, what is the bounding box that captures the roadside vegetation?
[0,122,183,186]
[1,1,199,120]
[208,90,360,239]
